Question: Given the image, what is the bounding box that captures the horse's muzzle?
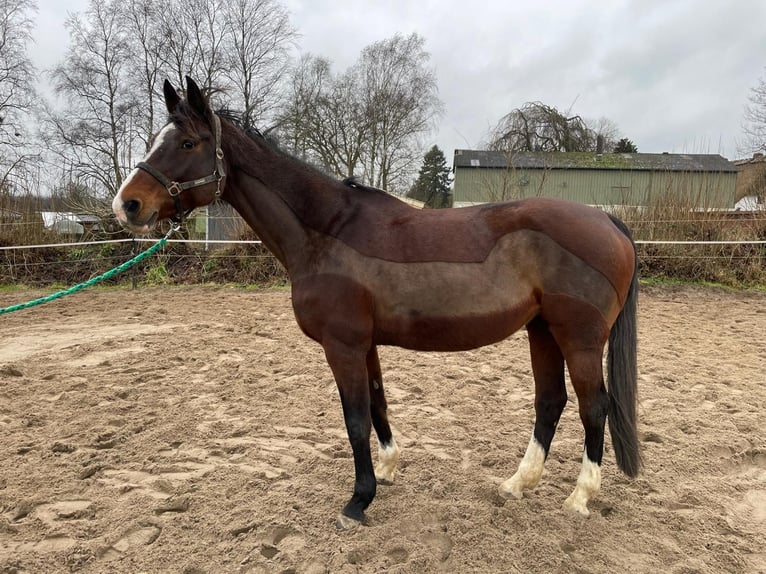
[112,194,158,235]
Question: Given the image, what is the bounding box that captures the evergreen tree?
[613,138,638,153]
[408,145,452,208]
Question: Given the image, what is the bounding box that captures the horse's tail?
[606,214,642,478]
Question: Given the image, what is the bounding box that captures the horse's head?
[112,77,226,234]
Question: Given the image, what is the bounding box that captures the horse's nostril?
[124,199,141,216]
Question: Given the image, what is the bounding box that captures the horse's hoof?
[374,466,396,485]
[497,479,524,500]
[563,496,590,517]
[335,513,364,530]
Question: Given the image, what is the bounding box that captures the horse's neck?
[222,177,299,271]
[221,142,342,272]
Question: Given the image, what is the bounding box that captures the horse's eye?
[181,140,195,150]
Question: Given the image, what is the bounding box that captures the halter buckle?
[167,182,183,196]
[215,173,224,198]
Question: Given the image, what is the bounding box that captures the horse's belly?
[374,298,539,351]
[364,251,539,351]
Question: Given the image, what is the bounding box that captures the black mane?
[215,108,270,144]
[342,177,387,195]
[176,104,386,196]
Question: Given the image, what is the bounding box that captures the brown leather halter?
[136,113,226,222]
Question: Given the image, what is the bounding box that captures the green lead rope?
[0,228,175,316]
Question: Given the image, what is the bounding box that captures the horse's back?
[302,197,635,352]
[334,196,633,287]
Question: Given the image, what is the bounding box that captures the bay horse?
[113,77,641,529]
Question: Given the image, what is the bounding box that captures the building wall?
[453,167,737,208]
[189,202,247,245]
[734,154,766,199]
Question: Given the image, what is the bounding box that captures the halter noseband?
[136,113,226,222]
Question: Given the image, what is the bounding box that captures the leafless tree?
[120,0,166,153]
[221,0,296,129]
[279,54,332,158]
[356,33,442,192]
[39,0,299,211]
[157,0,228,94]
[45,0,136,198]
[742,68,766,155]
[488,102,596,153]
[323,70,371,178]
[280,54,369,177]
[0,0,37,193]
[587,116,620,152]
[281,34,442,193]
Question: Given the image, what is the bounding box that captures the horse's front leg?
[324,340,376,529]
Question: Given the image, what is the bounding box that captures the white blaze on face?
[112,169,137,223]
[563,449,602,517]
[112,123,178,225]
[498,435,546,499]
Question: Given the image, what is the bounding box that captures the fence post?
[131,238,137,289]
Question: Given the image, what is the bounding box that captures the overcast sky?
[30,0,766,162]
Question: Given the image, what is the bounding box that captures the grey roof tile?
[453,150,738,173]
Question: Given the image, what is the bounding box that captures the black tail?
[606,215,642,478]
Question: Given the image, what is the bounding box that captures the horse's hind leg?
[562,349,609,517]
[367,346,400,485]
[499,317,566,499]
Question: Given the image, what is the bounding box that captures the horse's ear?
[163,79,180,114]
[185,76,210,118]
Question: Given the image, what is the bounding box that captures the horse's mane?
[215,109,273,145]
[341,177,388,195]
[215,110,389,197]
[169,102,391,199]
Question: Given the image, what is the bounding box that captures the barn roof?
[453,150,738,173]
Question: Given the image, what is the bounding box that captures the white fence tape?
[634,240,766,245]
[0,238,263,250]
[0,238,763,251]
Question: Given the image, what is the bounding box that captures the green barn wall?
[453,167,737,208]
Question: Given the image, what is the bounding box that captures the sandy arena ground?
[0,285,764,573]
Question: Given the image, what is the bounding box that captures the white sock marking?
[499,435,546,499]
[564,449,601,517]
[375,437,400,484]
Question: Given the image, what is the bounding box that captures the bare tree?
[39,0,300,209]
[222,0,296,129]
[279,54,332,158]
[280,54,369,177]
[280,36,442,193]
[120,0,166,153]
[157,0,228,94]
[742,68,766,155]
[323,70,371,178]
[0,0,37,193]
[44,0,136,199]
[156,2,196,91]
[488,102,596,153]
[587,116,620,152]
[356,33,443,192]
